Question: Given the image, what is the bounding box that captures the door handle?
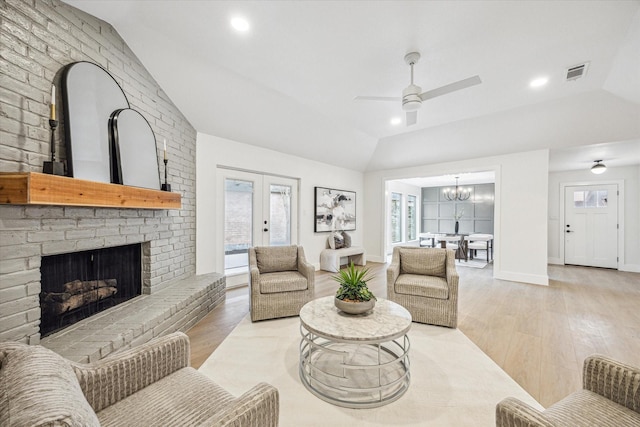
[565,230,573,233]
[263,228,268,232]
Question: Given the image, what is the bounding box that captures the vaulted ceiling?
[65,1,640,172]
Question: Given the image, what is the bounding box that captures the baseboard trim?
[621,264,640,273]
[226,273,248,288]
[495,270,549,286]
[545,261,639,273]
[367,255,386,263]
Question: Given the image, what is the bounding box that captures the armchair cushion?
[96,367,235,426]
[395,274,449,299]
[544,390,640,426]
[1,333,279,427]
[259,271,309,294]
[468,241,489,250]
[496,354,640,427]
[0,344,100,427]
[255,245,298,273]
[399,247,447,277]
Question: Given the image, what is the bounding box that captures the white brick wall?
[0,0,204,344]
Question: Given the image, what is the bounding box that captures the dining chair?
[418,233,446,248]
[465,234,493,262]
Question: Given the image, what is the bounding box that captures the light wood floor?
[186,261,640,408]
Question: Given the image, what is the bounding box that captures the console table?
[319,246,365,272]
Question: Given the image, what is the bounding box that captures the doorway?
[219,169,299,277]
[564,184,618,269]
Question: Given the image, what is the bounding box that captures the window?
[573,190,608,208]
[407,195,417,241]
[391,193,402,243]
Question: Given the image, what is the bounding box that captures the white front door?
[219,169,298,276]
[564,184,618,268]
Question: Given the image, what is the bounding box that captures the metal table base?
[299,324,410,409]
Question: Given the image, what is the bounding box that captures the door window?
[573,190,608,208]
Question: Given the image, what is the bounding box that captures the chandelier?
[443,176,471,201]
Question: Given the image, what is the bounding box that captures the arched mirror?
[63,61,129,183]
[110,109,161,190]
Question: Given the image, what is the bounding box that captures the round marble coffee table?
[299,296,412,408]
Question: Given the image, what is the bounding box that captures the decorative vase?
[334,297,375,315]
[455,221,459,234]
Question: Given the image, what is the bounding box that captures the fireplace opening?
[40,244,142,337]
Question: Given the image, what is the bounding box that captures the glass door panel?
[269,184,292,246]
[224,179,254,273]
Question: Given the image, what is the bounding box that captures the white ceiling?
[64,0,640,172]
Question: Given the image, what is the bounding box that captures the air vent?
[566,62,589,81]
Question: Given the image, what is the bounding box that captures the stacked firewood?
[42,279,118,315]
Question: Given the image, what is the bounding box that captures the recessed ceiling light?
[390,117,402,125]
[231,16,250,32]
[530,77,549,88]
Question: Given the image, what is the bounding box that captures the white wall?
[386,181,422,253]
[196,132,364,275]
[364,149,550,286]
[548,164,639,272]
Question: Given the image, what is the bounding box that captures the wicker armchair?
[496,354,640,426]
[387,246,459,328]
[0,332,279,427]
[249,245,315,322]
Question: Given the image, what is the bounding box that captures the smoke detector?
[566,62,590,81]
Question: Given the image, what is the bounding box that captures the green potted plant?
[333,262,377,314]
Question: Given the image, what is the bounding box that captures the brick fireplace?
[39,243,143,337]
[0,0,223,354]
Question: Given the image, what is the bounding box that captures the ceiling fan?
[354,52,481,126]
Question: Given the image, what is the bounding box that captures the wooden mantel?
[0,172,181,209]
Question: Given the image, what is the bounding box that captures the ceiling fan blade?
[353,96,401,102]
[406,111,417,126]
[419,75,482,101]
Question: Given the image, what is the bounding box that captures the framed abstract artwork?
[314,187,356,232]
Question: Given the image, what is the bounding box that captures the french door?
[219,169,298,275]
[564,184,618,269]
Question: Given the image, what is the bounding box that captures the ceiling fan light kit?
[402,85,422,112]
[354,51,482,127]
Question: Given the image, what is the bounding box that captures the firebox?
[40,244,142,337]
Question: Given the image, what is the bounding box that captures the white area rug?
[199,315,541,426]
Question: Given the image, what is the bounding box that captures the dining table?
[419,232,468,261]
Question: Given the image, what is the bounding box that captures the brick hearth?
[41,273,225,363]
